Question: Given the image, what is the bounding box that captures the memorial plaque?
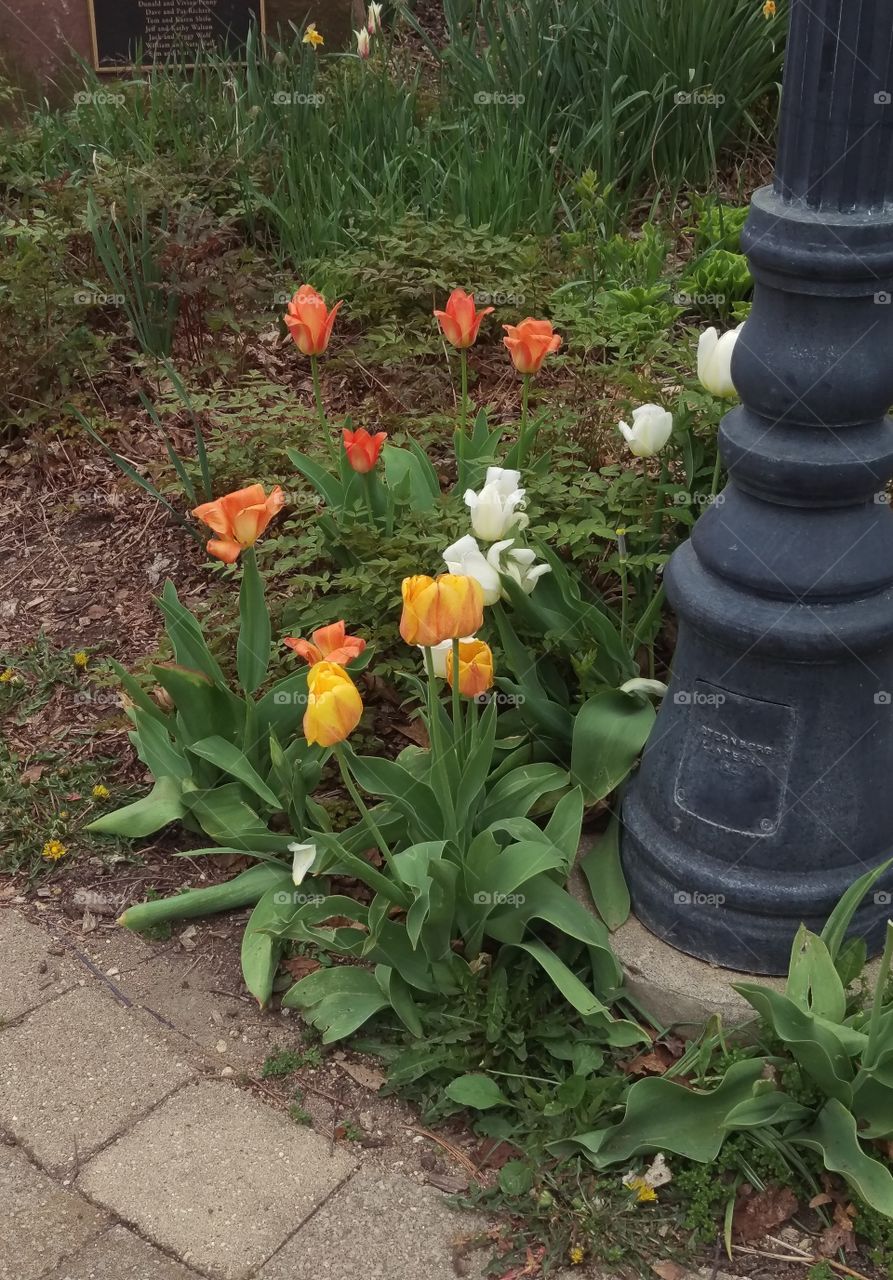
[87,0,266,71]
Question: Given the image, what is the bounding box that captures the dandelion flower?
[569,1245,585,1265]
[73,650,89,669]
[42,839,68,862]
[623,1175,658,1203]
[91,784,110,800]
[763,0,776,16]
[0,668,16,683]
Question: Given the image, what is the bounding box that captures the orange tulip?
[446,638,494,698]
[399,574,484,647]
[433,288,494,350]
[303,661,364,746]
[502,317,562,375]
[343,427,387,473]
[285,621,366,666]
[192,483,285,564]
[284,285,343,356]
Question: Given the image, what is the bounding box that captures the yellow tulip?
[303,661,363,746]
[446,639,494,698]
[399,574,484,647]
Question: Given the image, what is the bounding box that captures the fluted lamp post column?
[621,0,893,974]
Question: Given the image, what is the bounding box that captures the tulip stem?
[450,638,462,750]
[460,349,469,433]
[423,647,458,832]
[310,355,337,466]
[334,744,398,876]
[709,449,723,499]
[518,374,532,466]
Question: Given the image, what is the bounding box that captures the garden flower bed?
[3,1,893,1275]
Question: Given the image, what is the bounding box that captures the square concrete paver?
[0,911,80,1021]
[257,1170,488,1280]
[78,1080,359,1280]
[0,984,194,1175]
[41,1226,202,1280]
[0,1142,110,1280]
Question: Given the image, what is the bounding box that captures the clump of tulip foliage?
[91,284,744,1038]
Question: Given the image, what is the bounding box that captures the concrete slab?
[257,1170,488,1280]
[0,1141,110,1280]
[0,910,80,1022]
[77,1080,359,1280]
[40,1226,202,1280]
[0,984,194,1174]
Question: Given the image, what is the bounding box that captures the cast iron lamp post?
[621,0,893,974]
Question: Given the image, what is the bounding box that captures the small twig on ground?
[734,1243,872,1280]
[406,1125,482,1182]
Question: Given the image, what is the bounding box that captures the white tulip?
[464,466,528,541]
[367,1,383,32]
[487,539,551,597]
[443,534,502,604]
[617,404,674,458]
[289,841,317,886]
[697,324,743,398]
[355,27,371,57]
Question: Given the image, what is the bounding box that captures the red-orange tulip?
[284,285,343,356]
[502,317,562,375]
[284,621,366,666]
[343,427,387,473]
[192,484,285,564]
[433,288,494,350]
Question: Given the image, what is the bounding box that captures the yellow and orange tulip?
[285,621,365,666]
[399,574,484,647]
[502,317,561,375]
[284,285,342,356]
[303,661,363,746]
[446,638,494,698]
[192,483,285,564]
[433,288,494,350]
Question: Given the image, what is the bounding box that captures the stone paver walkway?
[0,909,495,1280]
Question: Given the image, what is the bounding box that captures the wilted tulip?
[442,535,502,605]
[284,285,342,356]
[399,574,484,646]
[446,638,494,698]
[697,324,743,399]
[617,404,674,458]
[192,484,285,563]
[284,621,366,666]
[343,427,387,473]
[434,289,494,350]
[303,661,363,746]
[464,467,527,541]
[502,317,561,375]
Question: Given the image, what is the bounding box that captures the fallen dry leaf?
[623,1045,677,1076]
[20,764,45,784]
[818,1200,857,1257]
[734,1182,798,1243]
[338,1059,386,1091]
[282,955,321,982]
[651,1261,688,1280]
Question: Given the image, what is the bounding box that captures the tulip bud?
[446,638,494,698]
[617,404,673,458]
[697,324,743,399]
[355,27,371,58]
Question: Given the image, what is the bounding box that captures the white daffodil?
[617,404,674,458]
[289,841,317,886]
[697,323,743,398]
[443,534,502,604]
[487,539,552,596]
[464,466,528,542]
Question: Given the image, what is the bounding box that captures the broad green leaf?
[341,747,444,840]
[550,1059,767,1166]
[189,736,281,811]
[286,447,343,508]
[821,857,893,960]
[240,876,295,1007]
[499,1161,535,1196]
[236,549,271,696]
[786,926,846,1023]
[571,690,655,805]
[445,1074,511,1110]
[118,860,291,931]
[579,815,630,931]
[543,786,584,868]
[375,965,424,1037]
[151,663,240,745]
[792,1098,893,1216]
[129,709,191,780]
[509,939,609,1017]
[734,984,857,1103]
[181,784,291,851]
[721,1091,813,1130]
[158,581,227,685]
[476,763,569,828]
[87,776,184,837]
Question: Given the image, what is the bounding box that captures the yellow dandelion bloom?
[91,784,110,800]
[0,668,16,683]
[42,839,68,862]
[569,1244,585,1265]
[73,650,89,668]
[303,23,324,46]
[624,1176,658,1203]
[763,0,776,16]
